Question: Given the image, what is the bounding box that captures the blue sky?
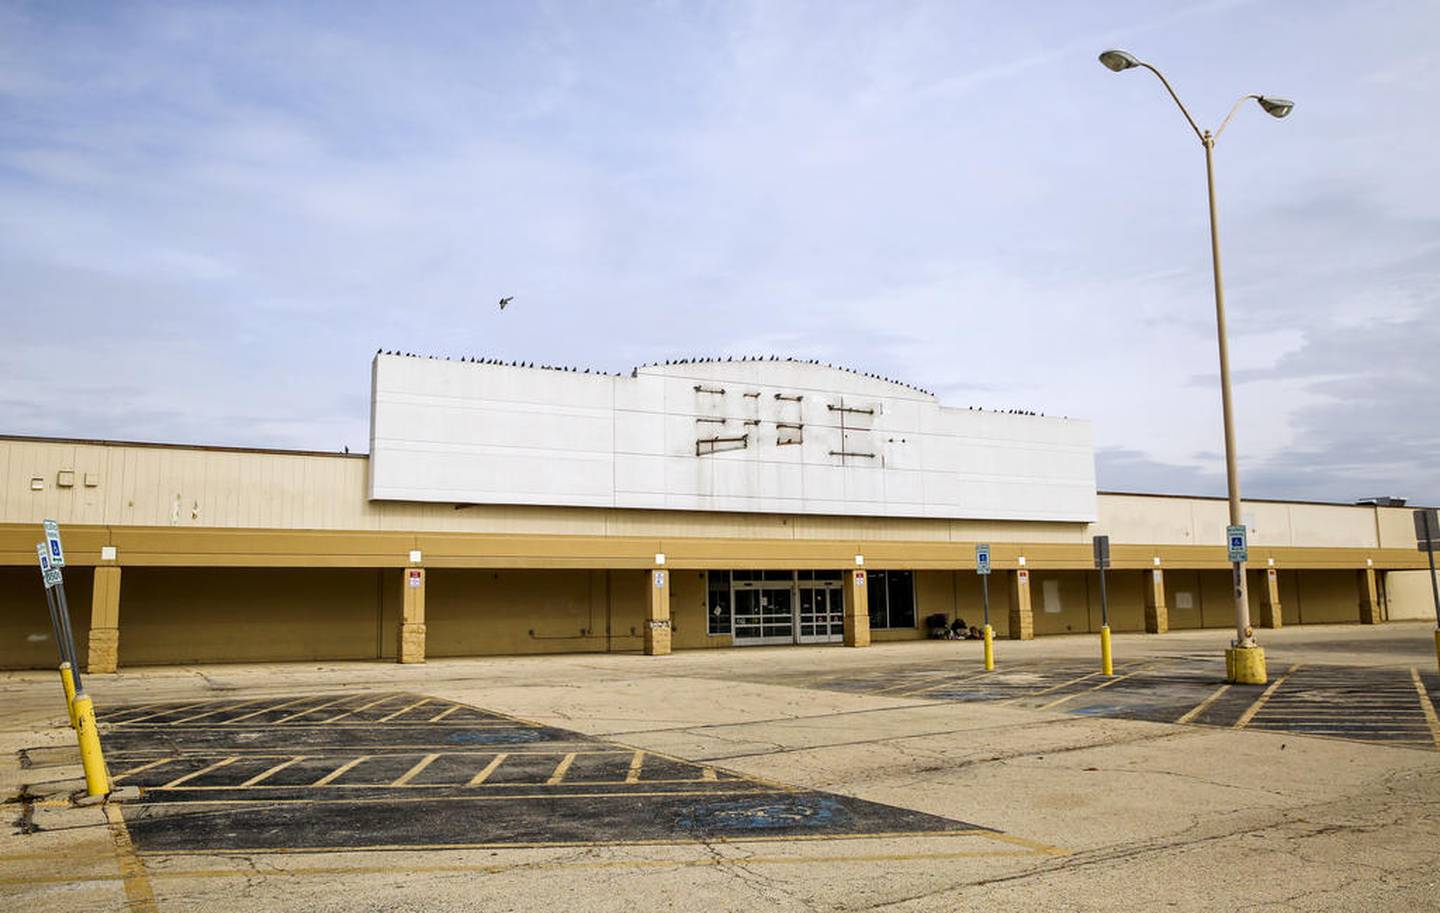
[2,0,1437,503]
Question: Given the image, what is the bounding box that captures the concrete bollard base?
[1226,645,1267,684]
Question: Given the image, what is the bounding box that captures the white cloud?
[2,0,1438,504]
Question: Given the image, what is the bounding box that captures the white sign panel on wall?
[368,355,1097,522]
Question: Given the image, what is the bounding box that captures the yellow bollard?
[982,624,995,671]
[59,662,78,729]
[1100,625,1114,676]
[71,692,110,798]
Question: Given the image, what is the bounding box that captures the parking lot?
[3,623,1439,912]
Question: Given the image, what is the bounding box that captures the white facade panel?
[369,355,1098,521]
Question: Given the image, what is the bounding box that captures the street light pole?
[1097,50,1293,682]
[1202,130,1255,651]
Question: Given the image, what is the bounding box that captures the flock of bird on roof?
[372,349,1052,418]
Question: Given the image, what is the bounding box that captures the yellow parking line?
[103,804,158,912]
[1410,667,1440,750]
[376,699,430,723]
[240,756,308,787]
[1175,683,1232,724]
[391,754,441,787]
[322,694,401,724]
[116,700,217,724]
[112,756,179,783]
[1234,664,1298,730]
[1010,669,1107,702]
[1038,666,1148,710]
[312,756,371,786]
[4,835,1055,883]
[130,776,733,790]
[169,698,271,725]
[888,669,992,696]
[273,695,360,725]
[467,754,509,786]
[121,787,794,808]
[158,757,239,789]
[223,695,327,725]
[625,751,645,784]
[428,705,463,723]
[546,753,578,785]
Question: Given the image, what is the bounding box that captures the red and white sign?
[407,569,422,589]
[1018,569,1029,584]
[854,570,866,586]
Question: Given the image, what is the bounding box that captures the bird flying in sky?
[499,296,514,310]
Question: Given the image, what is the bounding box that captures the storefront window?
[707,571,732,635]
[867,570,916,629]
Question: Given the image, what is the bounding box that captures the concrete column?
[645,569,672,655]
[1143,568,1168,634]
[1008,568,1034,641]
[87,566,121,674]
[843,569,871,647]
[1358,566,1382,625]
[1259,567,1283,628]
[398,567,426,663]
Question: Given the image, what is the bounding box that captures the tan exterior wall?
[117,568,382,665]
[670,571,718,649]
[1294,570,1364,625]
[1386,569,1439,621]
[425,570,649,658]
[1,567,92,670]
[1030,571,1093,636]
[0,436,1429,669]
[3,438,1421,562]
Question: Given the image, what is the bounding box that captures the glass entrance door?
[797,584,844,643]
[732,585,795,645]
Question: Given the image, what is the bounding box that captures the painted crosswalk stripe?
[428,705,464,722]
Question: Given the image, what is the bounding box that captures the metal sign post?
[37,542,79,728]
[976,544,993,671]
[1415,509,1440,670]
[36,545,71,666]
[1093,535,1113,675]
[40,521,83,694]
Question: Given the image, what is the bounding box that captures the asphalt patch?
[95,692,987,853]
[778,657,1440,752]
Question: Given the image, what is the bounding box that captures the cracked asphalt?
[2,622,1439,912]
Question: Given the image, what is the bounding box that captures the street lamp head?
[1098,49,1142,72]
[1256,96,1295,118]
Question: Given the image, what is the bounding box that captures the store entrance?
[797,582,844,643]
[727,571,844,646]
